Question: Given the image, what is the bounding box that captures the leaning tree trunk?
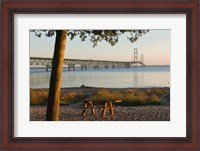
[46,30,67,121]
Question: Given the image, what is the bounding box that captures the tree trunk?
[46,30,67,121]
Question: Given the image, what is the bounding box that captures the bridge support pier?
[46,65,52,72]
[112,65,115,69]
[68,65,75,71]
[117,65,120,69]
[81,65,87,70]
[125,63,131,68]
[105,65,109,69]
[94,65,99,70]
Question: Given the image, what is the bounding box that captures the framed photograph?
[1,0,199,150]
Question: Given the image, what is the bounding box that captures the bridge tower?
[140,54,144,64]
[133,48,138,67]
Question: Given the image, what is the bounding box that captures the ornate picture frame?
[1,0,199,150]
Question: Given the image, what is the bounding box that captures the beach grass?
[30,89,48,105]
[30,87,169,106]
[91,89,164,106]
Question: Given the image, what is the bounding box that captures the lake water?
[30,66,170,88]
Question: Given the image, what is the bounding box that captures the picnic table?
[81,99,122,117]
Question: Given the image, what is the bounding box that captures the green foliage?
[30,30,149,47]
[30,30,56,37]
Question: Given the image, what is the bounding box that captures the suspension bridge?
[30,48,145,71]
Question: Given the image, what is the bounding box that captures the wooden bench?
[81,99,122,117]
[81,100,96,116]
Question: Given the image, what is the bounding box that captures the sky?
[30,30,170,65]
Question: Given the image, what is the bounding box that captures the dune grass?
[30,88,169,106]
[30,89,87,105]
[30,89,48,105]
[60,92,88,105]
[91,89,165,106]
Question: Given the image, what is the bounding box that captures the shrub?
[148,94,162,105]
[118,90,163,106]
[30,89,48,105]
[60,92,87,105]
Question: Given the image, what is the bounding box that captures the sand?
[30,104,170,121]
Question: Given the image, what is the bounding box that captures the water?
[30,66,170,88]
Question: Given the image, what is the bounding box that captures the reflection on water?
[133,71,138,88]
[30,66,170,88]
[141,72,144,87]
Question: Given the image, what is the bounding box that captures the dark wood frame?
[1,0,199,150]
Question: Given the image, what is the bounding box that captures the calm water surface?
[30,66,170,88]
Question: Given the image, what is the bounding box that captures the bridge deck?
[30,57,145,67]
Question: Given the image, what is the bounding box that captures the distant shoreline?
[30,65,170,69]
[145,65,170,67]
[31,86,170,90]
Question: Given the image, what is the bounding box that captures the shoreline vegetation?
[30,87,170,106]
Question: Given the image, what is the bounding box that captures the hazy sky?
[30,30,170,65]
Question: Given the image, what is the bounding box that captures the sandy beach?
[30,104,170,121]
